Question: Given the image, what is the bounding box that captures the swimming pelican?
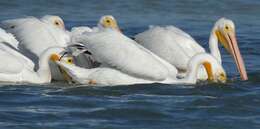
[1,15,71,81]
[135,18,248,81]
[69,15,121,69]
[0,28,70,83]
[55,52,226,85]
[1,16,69,56]
[73,28,200,83]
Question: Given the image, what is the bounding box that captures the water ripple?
[0,0,260,128]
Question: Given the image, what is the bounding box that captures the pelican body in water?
[69,15,121,69]
[135,18,248,81]
[55,52,226,86]
[59,29,226,85]
[0,27,71,84]
[73,29,178,82]
[1,15,71,81]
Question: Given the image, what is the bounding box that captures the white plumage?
[74,29,178,81]
[55,53,226,86]
[135,25,209,79]
[1,16,71,81]
[68,15,121,69]
[135,25,205,70]
[56,61,153,85]
[0,28,19,48]
[134,18,248,81]
[0,28,68,83]
[1,16,69,56]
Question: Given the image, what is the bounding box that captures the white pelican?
[97,15,121,32]
[70,15,121,37]
[1,16,69,56]
[69,15,121,69]
[73,28,181,82]
[135,18,248,81]
[41,15,66,30]
[1,15,71,81]
[0,27,71,83]
[54,52,226,85]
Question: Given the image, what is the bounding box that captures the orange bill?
[224,32,248,80]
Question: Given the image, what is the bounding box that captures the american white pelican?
[70,15,120,37]
[69,15,121,69]
[135,18,248,81]
[41,15,66,30]
[1,15,71,81]
[1,16,69,56]
[0,28,70,83]
[97,15,121,32]
[55,52,226,85]
[73,28,191,82]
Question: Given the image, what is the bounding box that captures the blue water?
[0,0,260,129]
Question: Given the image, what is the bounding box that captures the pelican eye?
[106,19,111,23]
[55,21,59,25]
[66,58,73,64]
[225,25,229,30]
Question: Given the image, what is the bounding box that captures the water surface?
[0,0,260,129]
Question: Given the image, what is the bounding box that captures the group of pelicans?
[0,15,248,86]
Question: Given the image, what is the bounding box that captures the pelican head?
[203,61,227,83]
[98,15,121,32]
[189,53,227,83]
[50,51,74,83]
[50,52,74,65]
[41,15,65,30]
[217,70,227,83]
[214,18,248,80]
[200,53,227,83]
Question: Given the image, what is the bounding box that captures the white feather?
[56,61,154,85]
[135,25,205,70]
[75,29,172,81]
[0,28,19,48]
[1,16,70,81]
[0,32,67,84]
[1,17,68,56]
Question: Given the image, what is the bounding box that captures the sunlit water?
[0,0,260,129]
